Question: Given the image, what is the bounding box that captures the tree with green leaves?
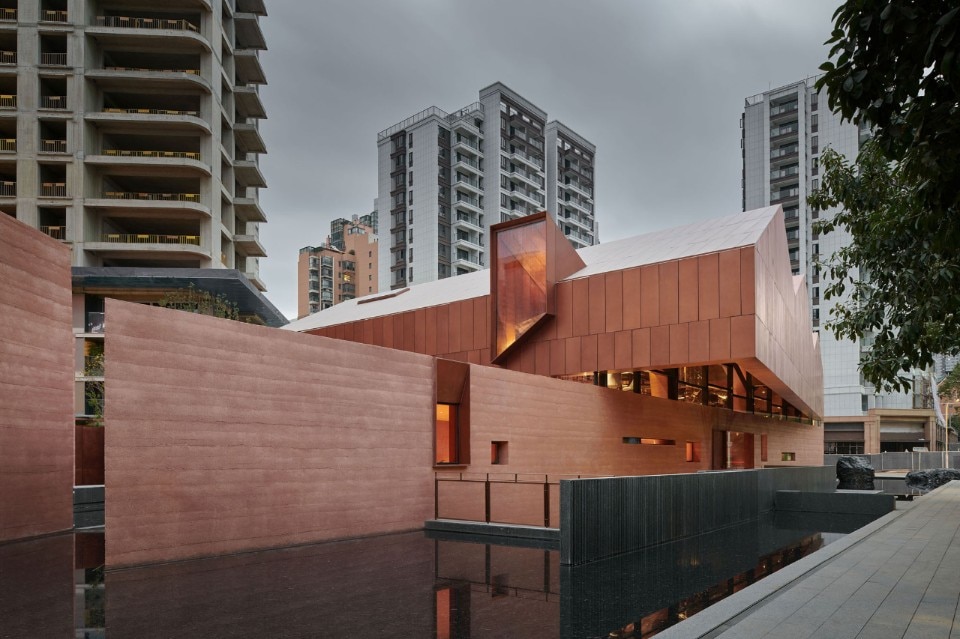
[811,1,960,391]
[157,284,241,321]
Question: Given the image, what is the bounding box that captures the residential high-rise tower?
[376,82,597,291]
[742,76,937,452]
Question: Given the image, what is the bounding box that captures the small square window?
[781,452,796,462]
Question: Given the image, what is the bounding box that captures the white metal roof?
[284,206,779,332]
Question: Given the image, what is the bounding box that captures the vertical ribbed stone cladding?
[0,215,74,542]
[560,467,834,565]
[104,299,437,567]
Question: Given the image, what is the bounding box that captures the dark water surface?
[1,513,876,639]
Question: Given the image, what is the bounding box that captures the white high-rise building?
[376,82,597,291]
[742,77,937,453]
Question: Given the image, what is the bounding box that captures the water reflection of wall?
[0,534,73,637]
[435,539,560,639]
[106,532,436,638]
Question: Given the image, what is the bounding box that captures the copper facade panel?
[362,319,374,345]
[520,344,536,374]
[535,341,551,376]
[564,337,581,374]
[614,330,632,371]
[480,348,491,364]
[621,267,643,329]
[436,359,469,403]
[402,312,416,352]
[709,317,732,361]
[632,328,651,368]
[730,315,756,358]
[581,334,599,373]
[678,257,699,323]
[689,320,710,363]
[448,302,461,353]
[604,272,623,333]
[698,253,720,320]
[550,338,566,376]
[379,316,392,349]
[436,306,450,354]
[640,265,659,328]
[588,274,605,335]
[658,261,680,326]
[414,309,427,353]
[467,350,481,364]
[740,248,756,315]
[650,325,670,366]
[425,307,438,355]
[393,314,405,351]
[571,278,590,336]
[555,281,573,338]
[718,249,742,318]
[473,297,488,348]
[460,301,475,352]
[597,332,616,372]
[669,323,689,364]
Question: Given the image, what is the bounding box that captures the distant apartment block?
[376,82,597,290]
[298,217,378,318]
[742,77,937,452]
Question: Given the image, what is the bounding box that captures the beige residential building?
[298,218,378,318]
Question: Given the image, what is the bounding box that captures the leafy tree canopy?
[157,284,240,321]
[812,1,960,391]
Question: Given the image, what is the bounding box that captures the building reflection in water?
[0,512,875,638]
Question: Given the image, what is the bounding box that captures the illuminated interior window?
[491,441,508,465]
[435,404,459,464]
[494,219,547,358]
[685,441,701,462]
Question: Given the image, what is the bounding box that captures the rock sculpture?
[836,456,875,490]
[905,469,960,493]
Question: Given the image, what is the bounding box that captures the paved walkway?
[662,481,960,639]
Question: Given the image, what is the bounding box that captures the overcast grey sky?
[257,0,839,321]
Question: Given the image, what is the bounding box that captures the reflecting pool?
[0,513,877,638]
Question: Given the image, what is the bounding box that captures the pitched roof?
[284,206,779,332]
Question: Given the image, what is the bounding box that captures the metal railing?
[453,155,479,169]
[41,140,67,153]
[0,138,14,152]
[0,8,15,20]
[41,225,65,240]
[41,182,67,197]
[100,232,200,245]
[435,472,608,527]
[103,191,200,202]
[40,96,67,109]
[103,107,200,117]
[105,66,200,75]
[377,105,448,141]
[454,135,480,151]
[0,181,13,196]
[40,52,67,65]
[104,149,200,159]
[42,10,68,22]
[0,50,15,64]
[95,15,199,32]
[0,95,16,108]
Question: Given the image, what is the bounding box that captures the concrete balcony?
[453,136,482,157]
[453,175,482,197]
[562,180,593,199]
[452,256,483,272]
[243,270,267,292]
[86,68,212,94]
[453,195,482,215]
[452,154,481,176]
[234,197,267,222]
[234,85,266,119]
[453,212,482,233]
[234,13,266,49]
[87,192,210,217]
[234,121,266,153]
[235,49,266,85]
[508,148,543,171]
[505,168,540,190]
[233,158,266,188]
[87,108,210,134]
[86,150,211,177]
[507,187,542,209]
[451,118,482,138]
[234,232,266,257]
[453,236,483,252]
[88,16,210,52]
[85,233,208,258]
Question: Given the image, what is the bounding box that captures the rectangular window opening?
[685,441,701,462]
[781,451,796,462]
[491,441,508,465]
[623,437,676,446]
[435,403,459,465]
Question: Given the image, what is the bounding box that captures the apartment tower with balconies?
[742,76,937,452]
[376,82,597,290]
[298,216,378,318]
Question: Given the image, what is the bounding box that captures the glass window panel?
[494,219,547,357]
[435,404,459,464]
